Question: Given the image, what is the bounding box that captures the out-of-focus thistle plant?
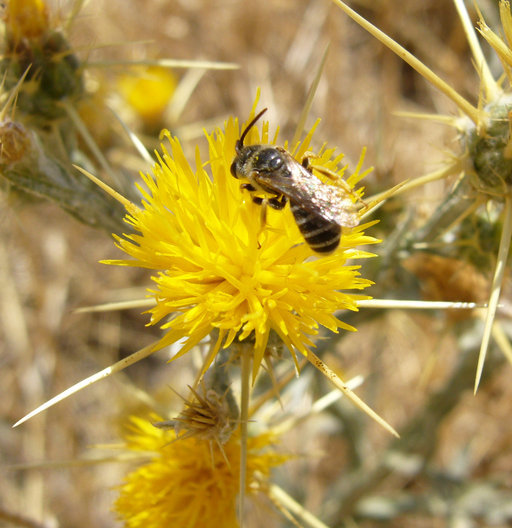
[2,0,82,120]
[330,0,512,392]
[0,0,128,232]
[0,0,237,233]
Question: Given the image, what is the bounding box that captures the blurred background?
[1,0,511,526]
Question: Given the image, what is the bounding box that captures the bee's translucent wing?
[255,155,359,228]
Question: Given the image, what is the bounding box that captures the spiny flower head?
[461,1,512,194]
[153,384,239,445]
[108,100,377,378]
[114,415,288,528]
[462,94,512,194]
[2,0,83,120]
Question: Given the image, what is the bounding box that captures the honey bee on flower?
[231,108,360,253]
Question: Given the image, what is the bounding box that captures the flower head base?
[114,416,287,528]
[153,383,239,445]
[460,1,512,196]
[109,103,377,378]
[462,95,512,195]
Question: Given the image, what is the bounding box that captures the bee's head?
[231,144,263,179]
[231,108,268,179]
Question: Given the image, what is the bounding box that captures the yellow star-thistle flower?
[106,100,377,378]
[5,0,49,42]
[114,416,288,528]
[118,66,177,126]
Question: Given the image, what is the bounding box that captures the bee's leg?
[240,194,267,246]
[301,153,348,187]
[302,156,366,209]
[310,164,342,183]
[259,199,268,228]
[258,195,286,243]
[251,199,267,250]
[308,162,362,199]
[251,194,287,249]
[241,183,257,192]
[301,151,316,170]
[301,153,344,184]
[267,195,287,210]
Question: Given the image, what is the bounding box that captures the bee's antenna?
[237,108,268,150]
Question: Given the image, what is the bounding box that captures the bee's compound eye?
[268,155,283,171]
[259,148,284,172]
[230,160,239,178]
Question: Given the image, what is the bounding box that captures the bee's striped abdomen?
[290,201,341,253]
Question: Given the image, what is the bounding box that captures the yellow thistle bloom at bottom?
[107,99,377,378]
[114,416,288,528]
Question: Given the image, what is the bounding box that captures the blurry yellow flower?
[5,0,48,42]
[107,101,377,378]
[114,416,287,528]
[118,66,177,126]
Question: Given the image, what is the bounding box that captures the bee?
[230,108,360,253]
